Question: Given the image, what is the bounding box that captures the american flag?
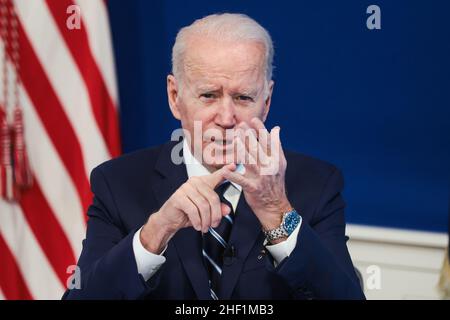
[0,0,120,299]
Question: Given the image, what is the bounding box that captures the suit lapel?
[151,141,211,300]
[219,193,263,299]
[151,141,264,299]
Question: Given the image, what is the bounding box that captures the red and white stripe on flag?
[0,0,121,299]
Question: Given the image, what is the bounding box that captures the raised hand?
[223,117,292,232]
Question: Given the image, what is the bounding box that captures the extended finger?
[190,178,222,228]
[270,126,285,160]
[183,182,211,233]
[235,130,258,169]
[175,190,202,231]
[250,117,270,156]
[238,122,268,166]
[202,163,234,189]
[222,167,257,192]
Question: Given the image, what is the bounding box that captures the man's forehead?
[183,57,264,92]
[187,72,263,93]
[182,37,265,77]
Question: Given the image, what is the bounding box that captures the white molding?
[346,224,448,248]
[345,224,448,299]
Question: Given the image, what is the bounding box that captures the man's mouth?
[205,136,233,146]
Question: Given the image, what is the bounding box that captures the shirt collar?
[183,139,243,192]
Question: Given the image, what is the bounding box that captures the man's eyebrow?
[232,88,259,96]
[196,86,221,92]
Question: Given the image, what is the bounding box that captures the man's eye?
[236,95,254,102]
[200,93,216,99]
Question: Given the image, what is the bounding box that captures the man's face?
[167,36,274,170]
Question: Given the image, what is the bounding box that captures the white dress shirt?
[133,140,301,281]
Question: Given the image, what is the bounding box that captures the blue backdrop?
[107,0,450,233]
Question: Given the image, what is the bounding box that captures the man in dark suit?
[64,13,364,300]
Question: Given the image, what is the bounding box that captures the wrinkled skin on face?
[167,36,274,171]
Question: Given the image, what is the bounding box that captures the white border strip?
[346,223,448,248]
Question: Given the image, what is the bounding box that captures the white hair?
[171,13,274,83]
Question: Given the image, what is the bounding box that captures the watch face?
[283,211,300,234]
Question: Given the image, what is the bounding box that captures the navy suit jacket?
[63,141,365,300]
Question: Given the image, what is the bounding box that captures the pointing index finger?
[202,163,236,189]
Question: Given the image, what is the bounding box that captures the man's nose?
[215,97,236,129]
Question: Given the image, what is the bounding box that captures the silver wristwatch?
[263,209,302,242]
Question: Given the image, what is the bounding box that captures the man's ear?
[262,80,274,122]
[167,74,181,120]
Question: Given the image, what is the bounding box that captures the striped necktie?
[202,181,234,300]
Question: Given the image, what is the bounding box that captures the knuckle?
[198,200,209,213]
[185,206,196,218]
[189,216,200,229]
[189,176,200,184]
[188,202,197,213]
[210,194,220,206]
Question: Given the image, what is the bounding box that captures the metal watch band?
[264,226,289,242]
[263,209,298,242]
